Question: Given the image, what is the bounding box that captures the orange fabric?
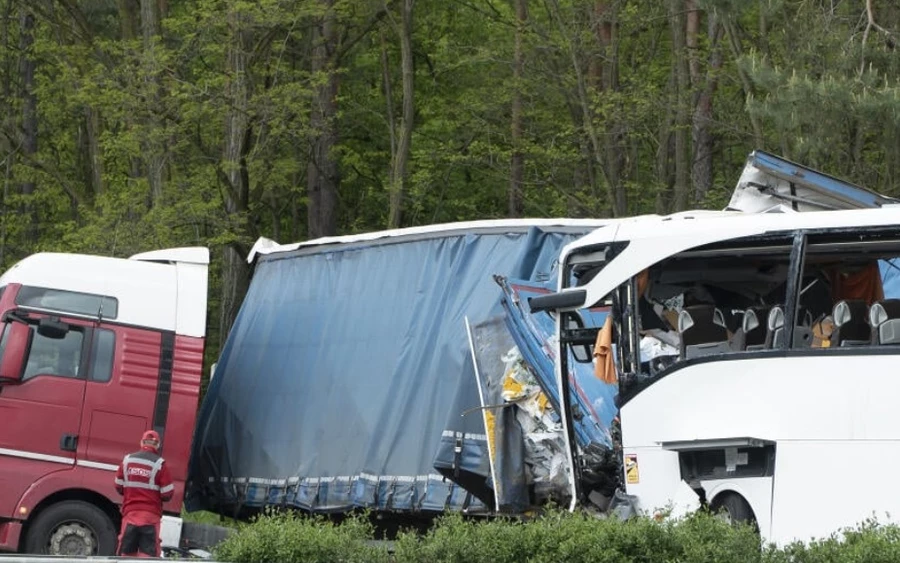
[636,269,650,297]
[593,314,616,384]
[828,262,884,306]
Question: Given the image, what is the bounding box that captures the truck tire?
[709,492,757,531]
[24,500,118,556]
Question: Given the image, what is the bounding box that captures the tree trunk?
[118,0,138,40]
[76,2,105,203]
[722,16,763,145]
[685,0,700,88]
[655,65,676,214]
[18,6,37,243]
[307,0,339,239]
[140,0,159,52]
[691,12,723,203]
[547,0,617,216]
[593,1,626,216]
[219,6,253,345]
[141,0,165,205]
[83,106,104,198]
[669,0,691,212]
[380,30,396,168]
[388,0,415,229]
[0,0,12,265]
[508,0,526,218]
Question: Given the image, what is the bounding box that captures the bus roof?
[561,205,900,311]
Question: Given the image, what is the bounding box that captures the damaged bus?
[532,152,900,545]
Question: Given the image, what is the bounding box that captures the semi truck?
[0,247,210,556]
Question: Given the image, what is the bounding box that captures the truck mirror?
[37,317,69,339]
[0,322,33,383]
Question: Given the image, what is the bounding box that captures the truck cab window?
[16,286,118,319]
[23,326,84,380]
[0,323,7,360]
[89,329,115,383]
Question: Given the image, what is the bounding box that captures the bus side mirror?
[0,322,32,383]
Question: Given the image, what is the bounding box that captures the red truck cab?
[0,247,208,556]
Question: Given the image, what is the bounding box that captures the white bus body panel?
[620,354,900,545]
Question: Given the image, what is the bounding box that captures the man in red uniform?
[114,430,174,558]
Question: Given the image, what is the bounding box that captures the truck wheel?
[24,500,118,556]
[709,492,757,531]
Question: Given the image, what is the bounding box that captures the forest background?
[0,0,897,373]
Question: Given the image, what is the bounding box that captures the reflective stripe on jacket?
[114,446,174,517]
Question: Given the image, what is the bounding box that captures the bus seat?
[732,305,771,351]
[677,304,730,359]
[869,299,900,345]
[766,306,814,349]
[831,299,870,346]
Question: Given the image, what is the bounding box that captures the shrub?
[763,518,900,563]
[213,509,390,563]
[212,507,900,563]
[391,507,761,563]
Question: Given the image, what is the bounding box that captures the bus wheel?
[24,500,118,556]
[709,492,757,530]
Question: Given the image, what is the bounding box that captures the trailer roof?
[246,218,618,263]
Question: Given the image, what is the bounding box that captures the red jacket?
[114,446,174,517]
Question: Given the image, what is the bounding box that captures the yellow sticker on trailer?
[625,454,639,484]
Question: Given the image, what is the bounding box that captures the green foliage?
[765,518,900,563]
[214,507,900,563]
[181,509,241,530]
[213,509,390,563]
[393,509,763,563]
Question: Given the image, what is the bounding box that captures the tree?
[668,0,691,212]
[387,0,415,228]
[18,3,37,242]
[218,2,253,342]
[686,0,723,203]
[140,0,166,205]
[307,0,339,238]
[509,0,526,218]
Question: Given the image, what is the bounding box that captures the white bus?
[532,202,900,546]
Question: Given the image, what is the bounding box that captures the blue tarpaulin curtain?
[185,225,609,515]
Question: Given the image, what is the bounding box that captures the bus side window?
[635,236,793,365]
[801,233,900,349]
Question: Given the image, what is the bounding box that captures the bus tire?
[24,500,118,556]
[709,492,757,530]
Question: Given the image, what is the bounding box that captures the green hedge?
[213,509,900,563]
